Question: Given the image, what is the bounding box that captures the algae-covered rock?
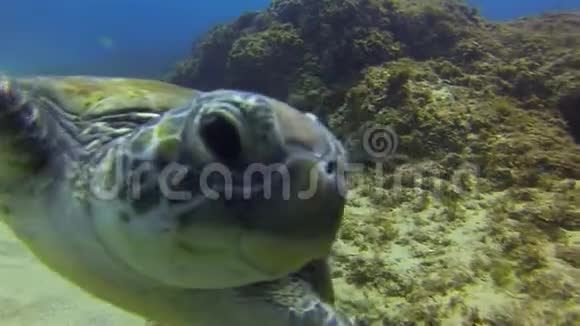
[169,1,580,324]
[227,23,304,99]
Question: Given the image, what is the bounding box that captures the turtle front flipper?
[0,75,57,189]
[230,276,359,326]
[228,260,366,326]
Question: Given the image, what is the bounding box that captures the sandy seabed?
[0,222,143,326]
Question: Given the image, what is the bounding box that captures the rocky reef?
[169,1,580,324]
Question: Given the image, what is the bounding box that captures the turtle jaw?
[232,146,346,277]
[238,232,334,280]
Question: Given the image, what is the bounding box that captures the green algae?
[227,23,304,98]
[169,1,580,324]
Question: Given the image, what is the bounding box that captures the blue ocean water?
[1,0,579,78]
[0,0,271,77]
[468,0,580,21]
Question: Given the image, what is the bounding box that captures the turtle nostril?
[199,114,242,165]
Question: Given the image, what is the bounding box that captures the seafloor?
[168,0,580,324]
[0,0,578,325]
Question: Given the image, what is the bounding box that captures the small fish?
[98,36,115,49]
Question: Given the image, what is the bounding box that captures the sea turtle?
[0,75,354,325]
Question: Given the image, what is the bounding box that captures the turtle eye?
[199,112,242,166]
[325,160,338,175]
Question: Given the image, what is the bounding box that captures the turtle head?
[91,90,347,289]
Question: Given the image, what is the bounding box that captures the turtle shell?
[0,76,198,187]
[17,76,197,118]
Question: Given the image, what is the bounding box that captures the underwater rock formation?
[169,1,580,324]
